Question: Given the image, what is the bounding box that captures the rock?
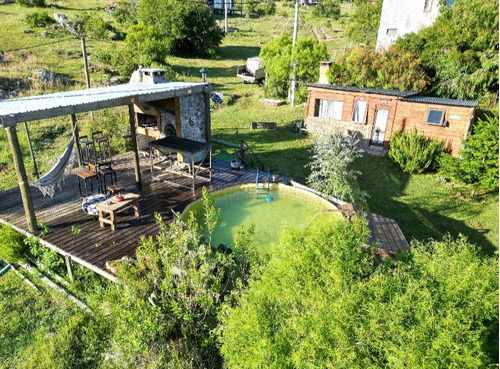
[37,68,67,86]
[24,29,34,34]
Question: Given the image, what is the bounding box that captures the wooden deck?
[0,152,410,280]
[0,153,264,280]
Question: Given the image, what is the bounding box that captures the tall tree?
[260,35,328,103]
[138,0,223,57]
[345,0,383,45]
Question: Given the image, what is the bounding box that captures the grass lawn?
[353,154,499,255]
[0,270,108,369]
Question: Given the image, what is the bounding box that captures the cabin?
[304,67,477,156]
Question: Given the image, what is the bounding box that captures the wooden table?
[96,193,140,231]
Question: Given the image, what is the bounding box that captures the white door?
[372,109,389,145]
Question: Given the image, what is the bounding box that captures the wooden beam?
[128,104,142,189]
[0,218,117,283]
[65,255,74,281]
[204,92,212,143]
[174,96,183,162]
[70,114,83,167]
[5,126,38,233]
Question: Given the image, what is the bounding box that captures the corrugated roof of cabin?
[306,84,478,107]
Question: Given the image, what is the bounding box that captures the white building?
[376,0,452,51]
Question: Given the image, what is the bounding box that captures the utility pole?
[289,0,299,105]
[225,0,228,35]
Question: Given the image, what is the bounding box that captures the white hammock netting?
[29,138,78,198]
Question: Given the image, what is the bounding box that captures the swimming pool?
[182,184,340,253]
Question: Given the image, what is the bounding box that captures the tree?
[260,35,328,103]
[393,0,499,106]
[106,189,259,368]
[313,0,341,19]
[438,113,499,198]
[345,0,382,45]
[220,218,499,368]
[116,21,171,77]
[327,45,430,92]
[138,0,223,58]
[307,133,366,203]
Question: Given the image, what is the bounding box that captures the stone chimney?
[318,61,332,84]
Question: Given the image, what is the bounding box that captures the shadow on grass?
[171,64,239,80]
[217,45,261,61]
[352,154,496,256]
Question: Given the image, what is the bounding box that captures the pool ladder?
[256,169,270,195]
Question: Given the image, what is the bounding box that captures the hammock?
[30,137,78,197]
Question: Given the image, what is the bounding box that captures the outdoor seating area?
[0,153,261,280]
[77,131,118,196]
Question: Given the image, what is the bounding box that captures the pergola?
[0,81,212,233]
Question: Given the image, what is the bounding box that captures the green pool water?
[183,185,340,253]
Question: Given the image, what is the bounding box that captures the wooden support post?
[71,114,82,167]
[81,37,91,89]
[5,126,38,233]
[23,121,39,179]
[65,255,73,281]
[204,92,212,143]
[174,96,183,163]
[128,104,142,189]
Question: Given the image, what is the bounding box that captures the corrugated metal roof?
[0,82,210,127]
[305,83,419,97]
[306,83,478,108]
[402,95,478,107]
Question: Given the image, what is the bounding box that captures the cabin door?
[371,109,389,146]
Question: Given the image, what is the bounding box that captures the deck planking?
[0,153,262,278]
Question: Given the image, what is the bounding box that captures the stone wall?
[179,93,207,142]
[304,117,373,148]
[179,93,208,163]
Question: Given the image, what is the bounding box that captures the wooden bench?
[96,193,140,231]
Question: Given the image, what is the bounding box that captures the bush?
[260,35,328,103]
[221,223,499,368]
[313,0,340,19]
[307,133,367,203]
[25,11,55,28]
[0,225,26,263]
[438,113,499,198]
[388,130,445,174]
[74,13,121,40]
[17,0,45,7]
[257,1,276,15]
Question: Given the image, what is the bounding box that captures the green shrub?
[74,13,121,40]
[24,236,64,273]
[0,225,27,263]
[313,0,340,19]
[25,11,55,28]
[389,130,445,173]
[438,113,499,198]
[17,0,45,7]
[257,1,276,15]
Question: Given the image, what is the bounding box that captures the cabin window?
[386,28,397,36]
[426,109,445,126]
[314,99,343,120]
[424,0,433,12]
[352,100,368,124]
